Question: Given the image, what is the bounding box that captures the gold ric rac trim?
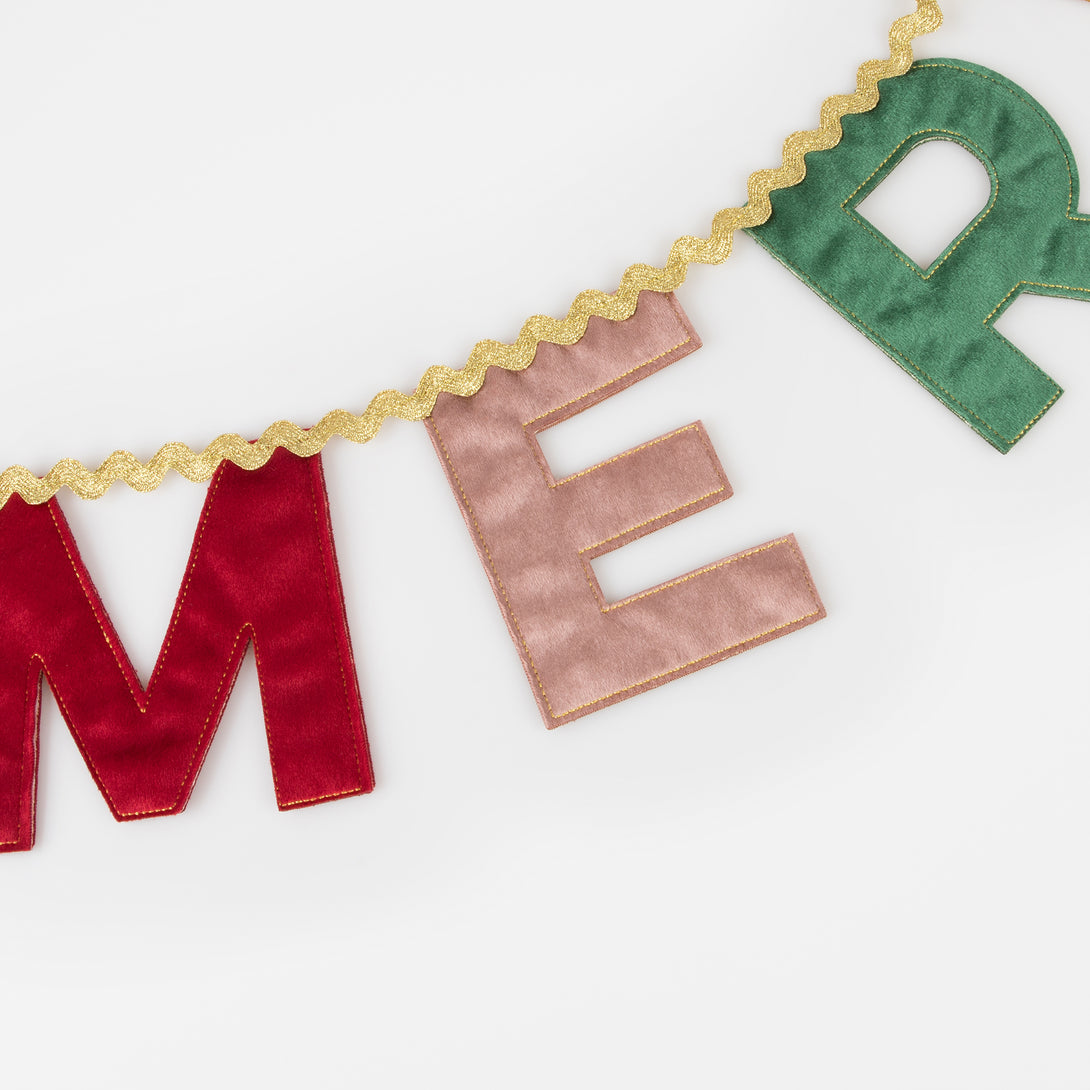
[1,1,942,505]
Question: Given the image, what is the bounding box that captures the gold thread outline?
[842,128,999,280]
[0,1,943,506]
[550,423,703,489]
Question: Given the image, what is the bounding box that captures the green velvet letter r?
[746,59,1090,452]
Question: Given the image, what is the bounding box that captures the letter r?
[746,59,1090,452]
[427,291,825,726]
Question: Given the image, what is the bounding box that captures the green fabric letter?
[746,59,1090,452]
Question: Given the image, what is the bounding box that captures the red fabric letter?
[0,449,373,854]
[427,291,826,727]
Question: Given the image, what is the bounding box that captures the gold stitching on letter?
[843,129,999,280]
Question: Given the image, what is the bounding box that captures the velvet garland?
[9,43,1088,852]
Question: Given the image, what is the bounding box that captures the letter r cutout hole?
[851,134,995,275]
[426,291,826,727]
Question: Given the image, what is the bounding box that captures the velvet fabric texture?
[427,291,825,727]
[746,59,1090,452]
[0,449,373,854]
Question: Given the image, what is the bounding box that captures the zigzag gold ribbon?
[0,0,943,505]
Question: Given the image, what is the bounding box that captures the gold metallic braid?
[1,1,942,505]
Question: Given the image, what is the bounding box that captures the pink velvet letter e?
[426,291,825,727]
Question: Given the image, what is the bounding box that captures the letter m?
[0,449,373,853]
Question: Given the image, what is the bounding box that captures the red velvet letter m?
[0,449,373,854]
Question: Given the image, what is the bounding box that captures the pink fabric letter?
[426,291,825,726]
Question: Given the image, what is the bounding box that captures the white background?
[1,1,1088,1086]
